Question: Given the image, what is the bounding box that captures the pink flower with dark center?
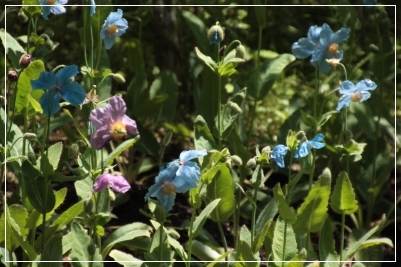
[89,96,138,150]
[93,172,130,193]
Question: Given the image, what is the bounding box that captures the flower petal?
[40,90,60,116]
[158,193,176,212]
[355,79,377,92]
[31,71,56,90]
[179,149,207,162]
[294,142,311,158]
[108,96,127,122]
[339,80,356,94]
[93,174,110,192]
[336,95,352,111]
[90,125,112,149]
[173,175,197,193]
[144,183,163,200]
[319,23,334,46]
[115,18,129,37]
[50,5,66,15]
[56,65,79,87]
[307,25,322,44]
[59,82,86,105]
[109,174,131,193]
[122,115,139,135]
[358,91,372,102]
[332,27,350,44]
[292,38,316,59]
[312,133,325,142]
[89,106,110,129]
[177,163,200,183]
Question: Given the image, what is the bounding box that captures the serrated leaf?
[102,222,151,259]
[46,142,63,170]
[98,136,140,168]
[16,60,45,115]
[144,227,173,266]
[204,163,235,222]
[109,249,143,267]
[330,172,358,215]
[252,219,272,254]
[8,205,29,238]
[74,176,93,201]
[195,47,217,71]
[70,222,91,265]
[201,165,220,184]
[319,217,338,267]
[247,53,295,100]
[239,225,252,248]
[195,115,217,151]
[39,233,63,264]
[192,198,220,238]
[293,168,331,235]
[10,227,37,261]
[255,199,278,237]
[274,184,297,224]
[235,240,258,267]
[272,217,297,265]
[286,254,306,267]
[0,28,27,70]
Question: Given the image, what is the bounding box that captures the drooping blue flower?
[100,9,128,50]
[144,149,207,212]
[292,23,350,74]
[270,145,289,168]
[39,0,68,20]
[294,134,325,159]
[31,65,86,116]
[336,79,377,111]
[88,0,96,16]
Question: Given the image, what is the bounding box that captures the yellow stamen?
[107,24,118,36]
[110,121,126,141]
[328,43,339,54]
[162,181,176,195]
[351,92,363,102]
[46,0,56,4]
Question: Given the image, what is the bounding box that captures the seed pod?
[7,70,18,82]
[19,54,32,69]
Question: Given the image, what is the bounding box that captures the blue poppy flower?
[336,79,377,111]
[31,65,86,116]
[270,144,289,168]
[292,23,350,74]
[294,134,325,159]
[39,0,68,20]
[144,149,207,212]
[100,9,128,50]
[88,0,96,16]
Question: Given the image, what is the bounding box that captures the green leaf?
[0,28,27,70]
[293,168,331,235]
[74,176,93,200]
[247,53,295,100]
[109,249,143,267]
[217,89,246,139]
[330,172,358,215]
[318,110,337,127]
[16,60,45,115]
[70,222,91,265]
[191,240,224,262]
[21,161,55,213]
[98,136,140,168]
[22,0,41,16]
[350,102,380,139]
[235,240,258,267]
[8,205,29,238]
[255,199,278,237]
[204,163,236,222]
[206,250,232,267]
[34,200,85,252]
[344,216,391,260]
[195,115,217,151]
[300,109,317,128]
[26,188,67,229]
[95,187,110,214]
[102,222,151,259]
[63,109,90,146]
[192,198,220,238]
[319,217,338,267]
[181,10,210,54]
[39,234,63,264]
[39,154,53,178]
[253,1,266,28]
[195,47,217,72]
[10,227,37,261]
[201,165,220,184]
[274,184,297,224]
[126,72,148,114]
[149,70,179,121]
[168,235,188,261]
[272,217,297,265]
[46,142,63,170]
[144,227,174,266]
[252,219,272,254]
[286,254,306,267]
[132,93,169,120]
[239,225,252,248]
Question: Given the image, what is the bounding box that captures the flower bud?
[19,54,31,69]
[325,58,341,67]
[208,23,224,45]
[111,73,126,83]
[23,132,37,140]
[261,146,271,154]
[68,143,80,158]
[27,152,37,165]
[7,71,18,82]
[43,29,55,38]
[230,155,242,166]
[246,157,257,168]
[228,101,242,113]
[162,130,173,147]
[369,44,380,53]
[18,9,28,23]
[235,45,246,60]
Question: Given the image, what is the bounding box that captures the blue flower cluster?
[144,149,207,212]
[270,134,326,168]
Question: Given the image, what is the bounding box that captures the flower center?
[351,92,363,102]
[46,0,56,4]
[110,121,127,141]
[328,43,339,54]
[162,181,176,195]
[107,24,118,36]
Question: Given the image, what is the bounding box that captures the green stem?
[246,26,263,149]
[281,221,288,267]
[340,211,345,264]
[222,40,242,58]
[216,220,228,266]
[186,207,197,267]
[216,43,222,149]
[309,150,316,190]
[313,66,319,122]
[95,9,102,72]
[41,113,51,252]
[159,223,164,261]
